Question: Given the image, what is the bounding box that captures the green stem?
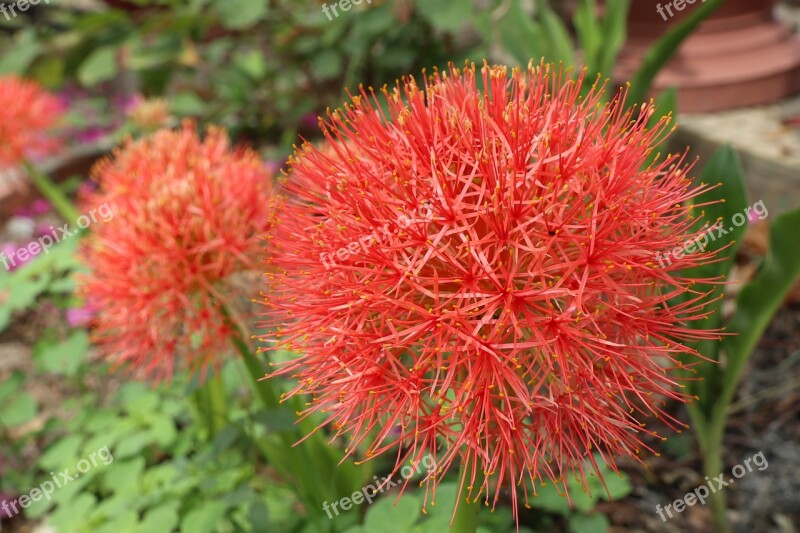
[23,160,80,224]
[704,414,731,533]
[688,404,730,533]
[193,372,228,436]
[450,462,480,533]
[231,328,281,410]
[219,302,370,532]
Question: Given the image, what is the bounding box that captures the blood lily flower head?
[0,75,64,168]
[79,122,275,381]
[261,62,724,518]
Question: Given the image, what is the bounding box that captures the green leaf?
[34,330,90,377]
[171,92,207,117]
[680,146,748,407]
[363,493,421,532]
[642,86,677,168]
[0,371,24,402]
[234,50,267,80]
[629,0,725,104]
[597,472,632,501]
[720,206,800,416]
[91,510,139,533]
[248,499,270,530]
[573,0,601,70]
[180,500,228,533]
[140,501,181,533]
[528,482,572,514]
[103,458,145,495]
[78,46,119,87]
[413,0,473,32]
[494,0,545,66]
[569,513,610,533]
[39,435,84,470]
[114,430,155,459]
[215,0,268,29]
[0,29,41,74]
[596,0,630,78]
[0,392,38,427]
[48,493,97,532]
[536,0,575,67]
[310,48,343,80]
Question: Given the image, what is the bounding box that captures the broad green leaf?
[413,0,473,32]
[0,393,37,427]
[91,510,139,533]
[536,0,575,67]
[78,46,118,87]
[234,50,267,80]
[0,371,24,402]
[39,435,84,470]
[680,146,748,408]
[364,493,421,532]
[140,501,181,533]
[171,92,206,117]
[248,499,270,530]
[597,0,630,78]
[48,493,97,532]
[496,0,545,66]
[0,29,41,74]
[114,430,155,459]
[573,0,601,69]
[180,500,228,533]
[103,458,145,495]
[310,48,344,80]
[34,330,90,377]
[720,207,800,415]
[569,513,610,533]
[215,0,268,29]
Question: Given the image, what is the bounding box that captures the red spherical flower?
[79,122,274,381]
[262,64,722,517]
[0,75,64,168]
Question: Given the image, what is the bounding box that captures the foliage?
[676,146,800,532]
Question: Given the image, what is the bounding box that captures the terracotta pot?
[614,0,800,112]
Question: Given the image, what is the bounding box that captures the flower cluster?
[261,63,722,517]
[79,122,275,381]
[0,75,64,168]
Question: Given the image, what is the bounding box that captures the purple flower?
[0,242,30,272]
[299,112,319,130]
[16,199,52,218]
[264,160,283,175]
[66,306,95,328]
[0,493,18,520]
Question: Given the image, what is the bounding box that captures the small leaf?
[0,393,38,427]
[78,46,118,87]
[39,435,83,470]
[569,513,610,533]
[140,501,181,533]
[363,493,421,532]
[215,0,268,29]
[34,330,89,377]
[180,500,228,533]
[413,0,473,32]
